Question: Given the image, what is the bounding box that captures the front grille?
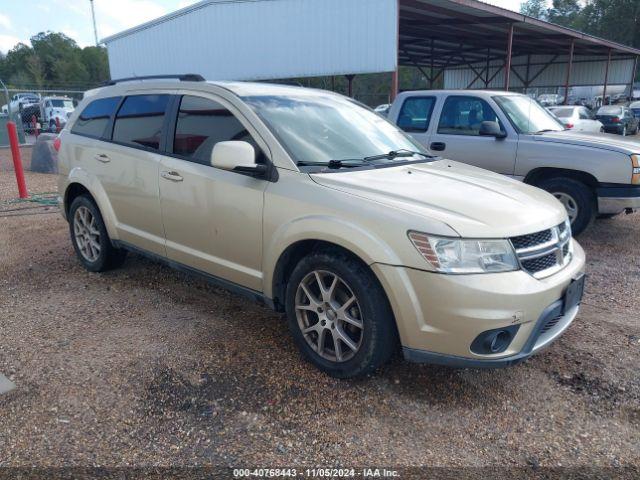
[511,229,553,250]
[510,222,572,278]
[521,252,558,273]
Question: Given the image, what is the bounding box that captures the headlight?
[632,154,640,184]
[408,232,519,274]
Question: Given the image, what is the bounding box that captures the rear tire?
[538,178,595,236]
[69,195,127,272]
[285,249,397,378]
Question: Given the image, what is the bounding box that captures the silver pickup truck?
[388,90,640,235]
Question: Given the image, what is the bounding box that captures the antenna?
[89,0,99,46]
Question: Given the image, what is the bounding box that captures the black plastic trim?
[596,184,640,198]
[112,240,275,310]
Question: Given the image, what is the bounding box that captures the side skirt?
[112,240,276,310]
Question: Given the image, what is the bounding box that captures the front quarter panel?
[515,135,632,184]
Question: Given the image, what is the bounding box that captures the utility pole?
[89,0,99,46]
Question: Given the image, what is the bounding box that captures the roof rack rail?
[103,74,205,86]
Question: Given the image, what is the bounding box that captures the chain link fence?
[1,88,85,146]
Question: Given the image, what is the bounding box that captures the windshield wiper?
[296,159,368,169]
[533,129,557,135]
[363,149,434,162]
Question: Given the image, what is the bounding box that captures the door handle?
[161,170,184,182]
[430,142,446,152]
[95,153,110,163]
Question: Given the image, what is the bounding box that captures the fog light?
[470,325,520,355]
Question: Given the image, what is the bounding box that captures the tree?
[520,0,547,19]
[546,0,582,29]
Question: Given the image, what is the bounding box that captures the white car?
[547,106,604,133]
[9,92,40,113]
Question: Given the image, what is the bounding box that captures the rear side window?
[72,96,121,138]
[173,95,262,165]
[112,94,170,151]
[397,97,435,132]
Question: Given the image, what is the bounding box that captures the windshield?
[51,99,74,109]
[494,95,564,134]
[243,93,429,166]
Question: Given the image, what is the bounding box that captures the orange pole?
[6,121,28,198]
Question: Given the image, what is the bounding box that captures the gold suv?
[58,76,586,378]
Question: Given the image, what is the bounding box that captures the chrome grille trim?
[510,222,572,279]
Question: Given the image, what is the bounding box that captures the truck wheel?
[69,195,127,272]
[538,178,595,236]
[285,250,397,378]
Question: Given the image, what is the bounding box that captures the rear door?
[427,95,518,175]
[158,93,267,291]
[93,93,171,256]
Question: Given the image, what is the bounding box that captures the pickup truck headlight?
[632,154,640,184]
[408,232,519,274]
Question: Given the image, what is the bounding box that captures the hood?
[534,130,640,154]
[310,160,566,238]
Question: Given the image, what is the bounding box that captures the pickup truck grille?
[510,222,572,279]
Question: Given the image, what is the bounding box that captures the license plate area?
[563,274,585,314]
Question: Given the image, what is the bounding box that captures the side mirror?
[210,141,267,177]
[479,121,507,139]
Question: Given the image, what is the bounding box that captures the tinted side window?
[112,94,170,150]
[173,95,262,165]
[438,96,504,136]
[72,96,121,138]
[397,97,436,132]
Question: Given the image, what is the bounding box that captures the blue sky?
[0,0,525,54]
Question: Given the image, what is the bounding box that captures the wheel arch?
[64,170,119,239]
[524,167,599,191]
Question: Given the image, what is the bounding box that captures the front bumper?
[598,185,640,214]
[371,240,585,365]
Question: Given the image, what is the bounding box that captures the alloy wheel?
[553,192,579,223]
[73,206,101,262]
[295,270,364,363]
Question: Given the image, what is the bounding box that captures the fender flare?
[65,167,119,240]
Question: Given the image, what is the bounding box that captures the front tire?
[285,250,397,378]
[69,195,126,272]
[538,178,595,236]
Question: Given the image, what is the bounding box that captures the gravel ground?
[0,147,638,475]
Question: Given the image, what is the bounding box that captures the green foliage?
[0,32,109,89]
[521,0,640,50]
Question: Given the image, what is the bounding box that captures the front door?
[428,95,518,176]
[158,94,267,291]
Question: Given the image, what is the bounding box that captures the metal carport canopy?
[398,0,640,95]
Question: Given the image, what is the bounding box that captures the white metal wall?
[444,54,635,90]
[104,0,398,81]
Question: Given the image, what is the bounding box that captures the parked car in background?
[629,101,640,118]
[40,96,75,132]
[595,105,639,136]
[538,94,564,107]
[612,93,628,104]
[548,106,604,133]
[388,90,640,234]
[9,92,40,112]
[374,103,390,116]
[58,78,585,377]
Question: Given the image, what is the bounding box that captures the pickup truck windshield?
[494,95,564,134]
[243,94,429,166]
[51,99,74,109]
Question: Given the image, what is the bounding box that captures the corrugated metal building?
[103,0,640,102]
